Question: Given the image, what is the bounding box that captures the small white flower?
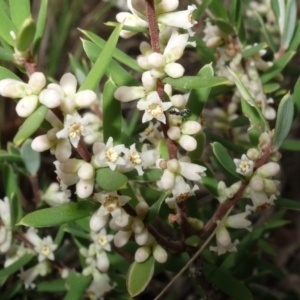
[34,236,58,262]
[86,271,114,299]
[225,212,252,231]
[178,161,206,181]
[56,114,89,148]
[41,182,71,207]
[233,154,254,176]
[137,92,172,124]
[92,137,126,171]
[139,121,162,144]
[91,228,114,252]
[120,144,144,175]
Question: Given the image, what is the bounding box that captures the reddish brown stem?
[145,0,160,53]
[23,59,37,76]
[76,141,91,162]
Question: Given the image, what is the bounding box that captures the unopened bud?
[135,246,151,263]
[247,148,262,161]
[164,63,185,78]
[31,135,53,152]
[160,169,175,190]
[153,244,168,263]
[178,135,197,151]
[257,162,280,178]
[250,175,264,192]
[167,126,181,140]
[135,228,149,245]
[206,36,223,48]
[148,52,165,68]
[263,179,277,195]
[60,73,77,96]
[269,151,282,162]
[78,163,94,180]
[135,201,149,217]
[28,72,46,94]
[114,230,132,248]
[170,94,186,108]
[39,89,61,108]
[131,218,144,234]
[89,213,108,232]
[167,159,179,173]
[76,179,94,198]
[187,217,204,231]
[181,121,201,135]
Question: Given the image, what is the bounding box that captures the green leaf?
[79,24,122,91]
[242,43,268,58]
[33,0,48,55]
[255,12,276,53]
[102,78,122,144]
[127,256,155,297]
[263,82,280,94]
[80,29,143,73]
[273,92,294,150]
[187,64,214,121]
[275,197,300,210]
[0,46,13,61]
[15,17,36,52]
[163,75,229,90]
[82,39,140,87]
[293,76,300,116]
[9,0,31,30]
[125,168,163,182]
[229,116,249,128]
[144,191,169,223]
[18,200,100,227]
[288,21,300,51]
[96,168,127,192]
[0,152,23,164]
[36,280,66,292]
[209,0,229,21]
[212,142,240,179]
[282,0,297,49]
[203,264,253,300]
[185,235,201,247]
[227,68,269,131]
[157,139,169,160]
[193,0,212,19]
[0,5,17,45]
[0,66,22,80]
[280,139,300,151]
[0,280,22,299]
[257,239,276,256]
[214,19,235,35]
[64,272,92,300]
[20,139,40,176]
[261,51,295,84]
[0,254,34,278]
[13,105,48,146]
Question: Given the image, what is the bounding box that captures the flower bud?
[76,179,94,198]
[206,36,223,48]
[28,72,46,94]
[135,246,151,263]
[269,151,282,162]
[181,121,201,135]
[74,90,96,107]
[157,0,179,13]
[131,218,144,234]
[164,63,184,78]
[135,228,149,245]
[178,135,197,151]
[167,126,181,140]
[114,230,132,248]
[114,86,145,102]
[246,148,261,161]
[55,139,72,162]
[89,213,109,232]
[142,71,156,91]
[225,212,252,231]
[96,251,109,272]
[167,159,179,173]
[153,244,168,263]
[258,132,272,148]
[2,81,29,98]
[148,53,165,68]
[160,169,175,190]
[257,162,280,178]
[39,89,61,108]
[60,159,82,173]
[60,73,77,96]
[250,175,264,192]
[187,217,204,231]
[135,201,149,217]
[170,94,186,108]
[137,55,151,69]
[78,163,94,180]
[31,135,53,152]
[16,95,39,117]
[263,179,277,195]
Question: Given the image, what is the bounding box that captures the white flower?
[86,271,114,299]
[41,182,71,207]
[91,228,114,252]
[210,224,239,255]
[92,137,126,171]
[225,212,252,231]
[178,161,206,181]
[233,154,254,176]
[139,121,162,144]
[53,160,79,190]
[0,196,12,253]
[56,114,90,148]
[94,192,131,227]
[137,92,172,124]
[119,144,144,175]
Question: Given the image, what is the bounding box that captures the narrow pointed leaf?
[9,0,31,30]
[64,273,92,300]
[144,191,169,223]
[0,5,17,45]
[289,21,300,51]
[127,256,155,297]
[0,46,13,62]
[96,168,128,192]
[209,0,229,20]
[293,76,300,116]
[33,0,48,54]
[0,254,34,278]
[280,139,300,151]
[18,200,100,227]
[79,24,122,91]
[275,198,300,210]
[13,105,48,146]
[20,139,40,176]
[273,93,294,150]
[242,43,268,58]
[0,66,22,80]
[212,142,240,179]
[282,0,297,49]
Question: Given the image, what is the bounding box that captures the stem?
[23,58,37,76]
[76,141,91,162]
[29,176,41,204]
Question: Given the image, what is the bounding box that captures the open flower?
[91,228,114,252]
[234,154,254,176]
[137,91,172,124]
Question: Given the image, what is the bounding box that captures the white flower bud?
[39,89,61,108]
[157,0,179,12]
[142,71,156,91]
[137,55,151,69]
[60,73,77,96]
[114,86,145,102]
[269,151,282,162]
[167,159,179,173]
[74,90,96,107]
[153,244,168,263]
[246,148,261,161]
[257,162,280,178]
[259,132,272,147]
[96,251,109,272]
[60,159,82,173]
[263,179,277,195]
[206,36,223,48]
[160,169,175,190]
[148,53,166,68]
[1,80,29,98]
[89,213,109,231]
[135,201,149,217]
[178,135,197,151]
[131,218,144,234]
[135,228,149,245]
[31,135,53,152]
[135,246,151,263]
[170,94,186,108]
[55,139,72,162]
[250,175,264,192]
[76,179,94,198]
[164,63,184,78]
[60,96,76,113]
[47,83,64,98]
[28,72,46,94]
[165,46,184,62]
[78,163,94,180]
[16,95,39,117]
[167,126,181,140]
[225,212,252,231]
[181,121,201,135]
[150,68,165,79]
[114,230,132,248]
[139,41,152,55]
